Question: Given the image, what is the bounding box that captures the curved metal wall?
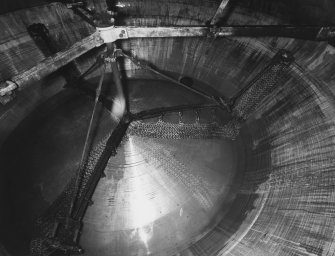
[0,0,335,255]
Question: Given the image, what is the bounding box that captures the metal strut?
[210,0,230,26]
[38,63,107,256]
[30,48,131,256]
[72,117,130,220]
[69,63,106,218]
[70,47,129,221]
[118,50,230,111]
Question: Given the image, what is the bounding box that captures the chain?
[128,119,241,140]
[231,50,293,120]
[30,132,112,255]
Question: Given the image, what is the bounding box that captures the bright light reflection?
[115,3,126,8]
[111,97,126,119]
[128,137,155,254]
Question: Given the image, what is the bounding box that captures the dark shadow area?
[0,88,113,255]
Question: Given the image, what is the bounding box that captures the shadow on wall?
[0,91,76,255]
[0,88,114,256]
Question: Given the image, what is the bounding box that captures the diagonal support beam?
[72,117,130,220]
[210,0,230,26]
[0,32,103,100]
[119,50,230,110]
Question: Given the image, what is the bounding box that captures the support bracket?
[97,26,128,43]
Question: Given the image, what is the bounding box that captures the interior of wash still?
[0,0,335,255]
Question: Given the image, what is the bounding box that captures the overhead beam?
[210,0,230,26]
[2,25,334,104]
[97,26,209,43]
[0,32,103,99]
[98,25,335,43]
[214,26,335,40]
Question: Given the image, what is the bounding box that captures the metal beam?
[98,25,335,43]
[119,50,229,110]
[69,64,106,218]
[109,50,128,116]
[210,0,230,26]
[72,117,130,220]
[2,25,334,104]
[214,26,335,40]
[0,32,103,98]
[97,26,209,42]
